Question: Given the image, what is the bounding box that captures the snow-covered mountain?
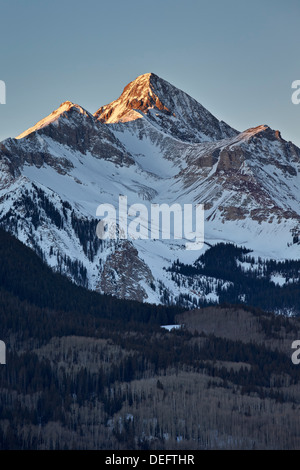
[94,73,237,142]
[0,73,299,306]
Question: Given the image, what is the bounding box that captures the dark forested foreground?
[0,229,300,449]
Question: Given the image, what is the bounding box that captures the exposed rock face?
[178,124,300,225]
[216,147,245,172]
[0,137,74,176]
[100,241,155,302]
[11,102,135,170]
[95,73,171,123]
[95,73,237,143]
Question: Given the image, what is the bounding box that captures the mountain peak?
[237,125,284,144]
[94,72,171,124]
[94,73,237,142]
[16,101,90,140]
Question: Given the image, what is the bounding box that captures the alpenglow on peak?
[93,72,237,142]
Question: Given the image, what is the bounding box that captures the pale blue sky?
[0,0,299,146]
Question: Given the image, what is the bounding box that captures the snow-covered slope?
[0,73,299,306]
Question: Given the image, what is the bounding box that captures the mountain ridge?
[94,72,238,143]
[0,72,299,307]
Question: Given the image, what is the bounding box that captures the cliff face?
[99,240,155,303]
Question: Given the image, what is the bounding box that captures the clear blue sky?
[0,0,299,146]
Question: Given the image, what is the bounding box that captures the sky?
[0,0,299,146]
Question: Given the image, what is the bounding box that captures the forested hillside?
[0,230,300,449]
[169,243,300,313]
